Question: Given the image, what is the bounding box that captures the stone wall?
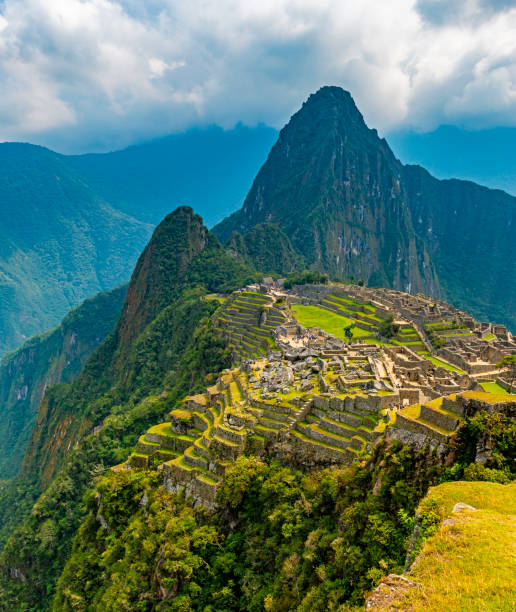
[420,405,458,431]
[287,431,355,465]
[393,413,450,446]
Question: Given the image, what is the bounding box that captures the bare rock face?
[214,85,516,332]
[443,502,476,527]
[364,574,418,610]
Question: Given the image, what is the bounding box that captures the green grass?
[147,422,173,436]
[400,404,421,419]
[394,481,516,611]
[424,320,453,328]
[329,294,376,313]
[363,337,388,346]
[462,390,516,403]
[420,352,465,374]
[481,333,496,341]
[479,381,508,394]
[326,296,384,322]
[204,294,225,304]
[291,304,371,339]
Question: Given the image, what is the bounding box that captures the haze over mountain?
[388,125,516,198]
[0,125,275,357]
[68,124,277,227]
[0,143,151,356]
[215,86,516,332]
[0,285,126,479]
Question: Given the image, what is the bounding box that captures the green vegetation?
[0,285,126,479]
[392,481,516,611]
[378,314,399,338]
[226,223,303,275]
[0,143,152,356]
[0,208,258,609]
[480,381,508,394]
[54,406,516,611]
[291,304,370,339]
[54,442,444,610]
[283,269,329,289]
[419,352,465,374]
[496,354,516,389]
[212,86,516,332]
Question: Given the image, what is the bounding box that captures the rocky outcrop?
[214,86,516,332]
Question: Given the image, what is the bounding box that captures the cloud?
[0,0,515,152]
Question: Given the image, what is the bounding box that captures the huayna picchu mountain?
[214,86,516,332]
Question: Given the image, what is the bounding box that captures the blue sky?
[0,0,516,163]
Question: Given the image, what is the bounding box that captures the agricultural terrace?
[291,304,372,340]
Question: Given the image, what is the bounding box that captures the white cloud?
[0,0,515,151]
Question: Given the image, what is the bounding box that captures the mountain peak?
[295,85,368,132]
[114,206,209,356]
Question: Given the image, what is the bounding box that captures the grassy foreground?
[395,481,516,611]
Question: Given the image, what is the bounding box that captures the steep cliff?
[226,222,303,275]
[215,87,440,296]
[0,207,256,608]
[0,285,126,479]
[214,86,516,330]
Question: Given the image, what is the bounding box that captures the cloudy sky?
[1,0,516,153]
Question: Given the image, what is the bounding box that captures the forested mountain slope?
[214,86,516,331]
[0,207,257,608]
[0,143,151,356]
[0,204,513,610]
[0,126,274,357]
[0,285,126,479]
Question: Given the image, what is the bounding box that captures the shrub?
[463,463,511,484]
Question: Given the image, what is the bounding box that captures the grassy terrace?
[325,297,384,322]
[425,397,462,420]
[418,351,465,374]
[205,294,226,304]
[328,294,376,313]
[425,320,453,327]
[291,429,351,454]
[479,381,508,394]
[481,333,496,341]
[393,481,516,611]
[392,339,423,346]
[398,401,456,434]
[291,304,371,339]
[462,390,516,403]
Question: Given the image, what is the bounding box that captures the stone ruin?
[122,284,516,508]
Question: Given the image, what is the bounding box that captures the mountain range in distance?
[0,125,276,357]
[0,84,514,489]
[0,85,515,361]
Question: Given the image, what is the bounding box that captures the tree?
[378,315,398,339]
[344,323,355,341]
[496,355,516,391]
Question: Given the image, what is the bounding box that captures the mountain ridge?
[0,142,152,356]
[0,125,275,357]
[0,285,126,479]
[214,86,516,331]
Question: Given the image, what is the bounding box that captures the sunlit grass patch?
[291,304,371,339]
[395,481,516,611]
